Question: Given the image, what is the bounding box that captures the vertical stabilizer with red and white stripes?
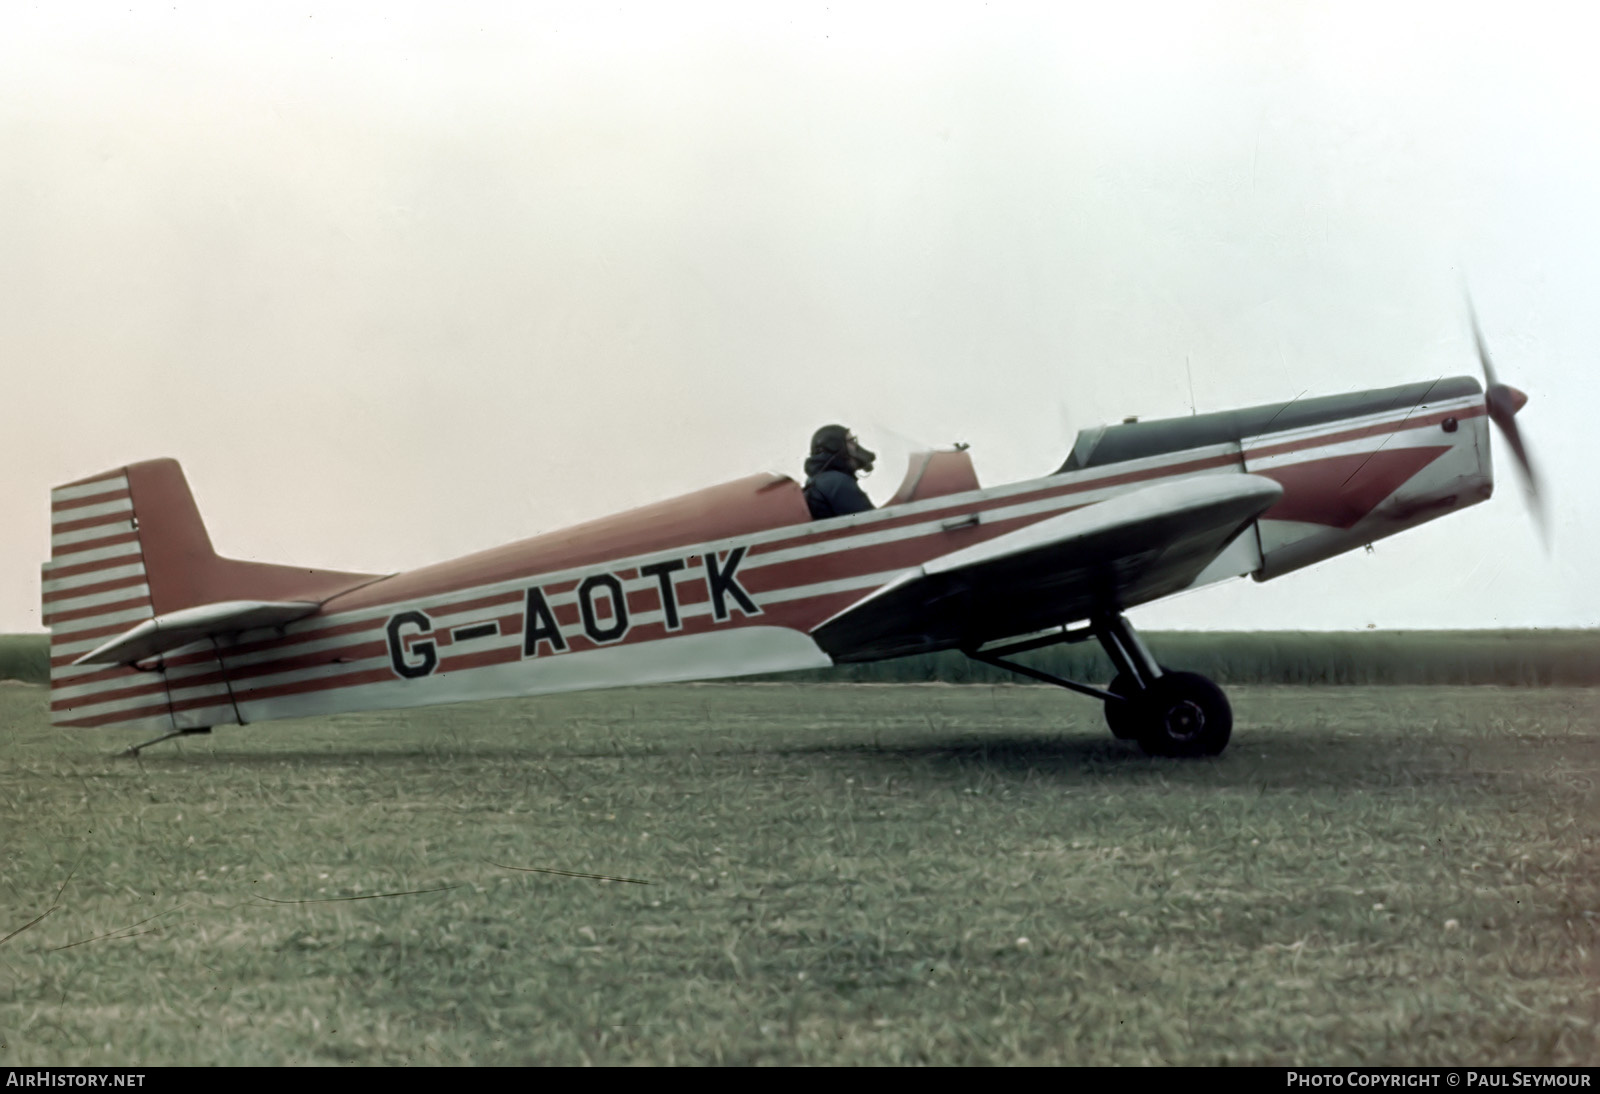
[42,459,378,733]
[41,465,233,732]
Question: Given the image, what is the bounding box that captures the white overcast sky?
[3,1,1597,633]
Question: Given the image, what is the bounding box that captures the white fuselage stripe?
[44,583,152,617]
[48,604,154,636]
[51,476,129,504]
[44,542,145,573]
[42,563,148,597]
[51,521,139,549]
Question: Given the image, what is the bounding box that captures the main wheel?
[1104,672,1141,740]
[1134,671,1232,758]
[1104,666,1174,740]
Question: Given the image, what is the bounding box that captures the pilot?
[803,424,877,520]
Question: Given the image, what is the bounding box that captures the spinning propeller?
[1468,297,1546,543]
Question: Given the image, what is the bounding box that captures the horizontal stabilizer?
[71,600,320,667]
[812,474,1283,661]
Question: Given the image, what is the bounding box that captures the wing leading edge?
[811,474,1284,662]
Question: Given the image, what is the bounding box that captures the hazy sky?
[5,2,1597,633]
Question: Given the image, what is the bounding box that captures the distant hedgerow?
[0,635,49,685]
[3,630,1596,689]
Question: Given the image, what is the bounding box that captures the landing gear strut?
[965,612,1232,757]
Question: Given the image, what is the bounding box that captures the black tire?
[1104,666,1174,741]
[1104,672,1141,740]
[1135,671,1232,758]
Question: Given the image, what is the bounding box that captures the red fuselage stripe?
[41,573,148,606]
[51,489,132,515]
[46,532,142,562]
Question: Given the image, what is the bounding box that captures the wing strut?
[965,621,1118,702]
[964,611,1163,703]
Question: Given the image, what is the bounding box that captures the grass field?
[1,681,1596,1065]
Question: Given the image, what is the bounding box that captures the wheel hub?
[1161,698,1206,741]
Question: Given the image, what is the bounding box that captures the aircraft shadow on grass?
[769,729,1454,790]
[125,722,1471,794]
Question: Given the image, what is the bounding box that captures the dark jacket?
[803,454,874,520]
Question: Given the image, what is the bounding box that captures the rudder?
[42,459,378,733]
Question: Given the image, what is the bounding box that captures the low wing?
[71,600,320,667]
[812,474,1283,661]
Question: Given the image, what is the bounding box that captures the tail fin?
[42,459,377,732]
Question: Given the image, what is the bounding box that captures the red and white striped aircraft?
[41,340,1538,758]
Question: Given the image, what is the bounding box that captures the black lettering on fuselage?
[523,586,568,657]
[386,610,438,679]
[518,550,757,663]
[639,558,686,630]
[578,573,629,643]
[705,546,760,621]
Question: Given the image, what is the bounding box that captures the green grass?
[1,681,1596,1065]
